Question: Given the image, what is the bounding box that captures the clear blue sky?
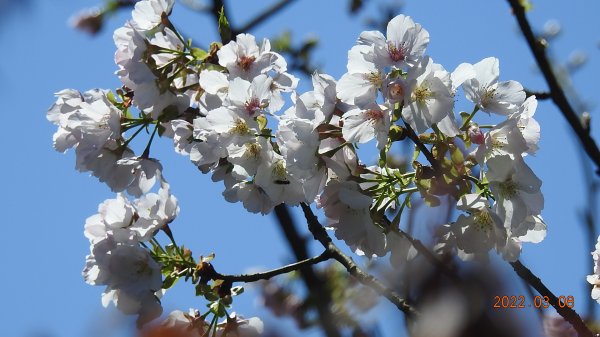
[1,0,599,336]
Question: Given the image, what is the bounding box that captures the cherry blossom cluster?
[47,0,549,331]
[47,0,264,332]
[142,310,263,337]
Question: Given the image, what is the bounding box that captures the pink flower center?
[365,109,384,121]
[245,97,261,115]
[237,55,256,71]
[388,43,407,62]
[388,83,404,100]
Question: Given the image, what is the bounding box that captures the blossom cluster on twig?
[47,0,553,334]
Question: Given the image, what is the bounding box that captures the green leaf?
[256,115,268,131]
[205,290,219,302]
[450,145,464,165]
[166,244,176,256]
[196,283,211,297]
[378,147,387,168]
[191,48,208,60]
[218,7,232,43]
[162,275,179,289]
[209,301,227,317]
[106,91,117,105]
[157,123,167,137]
[519,0,533,12]
[271,31,292,52]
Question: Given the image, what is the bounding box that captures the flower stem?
[460,105,480,131]
[141,123,159,159]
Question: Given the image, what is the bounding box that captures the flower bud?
[387,81,405,101]
[468,125,485,145]
[69,8,103,35]
[389,125,406,141]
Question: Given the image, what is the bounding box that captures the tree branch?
[300,203,419,316]
[510,260,594,337]
[507,0,600,175]
[524,89,552,100]
[212,251,331,283]
[233,0,298,35]
[403,120,441,172]
[273,204,342,337]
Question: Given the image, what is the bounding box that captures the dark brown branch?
[273,205,342,337]
[510,260,593,337]
[300,203,419,316]
[507,0,600,175]
[520,276,545,323]
[403,120,441,172]
[213,251,331,283]
[524,89,552,100]
[233,0,298,35]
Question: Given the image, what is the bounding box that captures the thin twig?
[520,275,545,323]
[403,120,441,172]
[213,251,331,283]
[300,203,419,316]
[510,260,594,337]
[524,89,552,100]
[507,0,600,175]
[233,0,297,35]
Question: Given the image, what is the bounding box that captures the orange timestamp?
[493,295,575,309]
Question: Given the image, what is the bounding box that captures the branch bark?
[507,0,600,175]
[403,120,441,172]
[233,0,298,35]
[213,251,331,283]
[300,203,419,316]
[524,89,552,100]
[510,260,594,337]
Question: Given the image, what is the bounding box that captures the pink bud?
[468,125,485,145]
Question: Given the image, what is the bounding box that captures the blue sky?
[1,0,599,336]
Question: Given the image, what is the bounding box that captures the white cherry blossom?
[217,33,286,79]
[474,118,528,163]
[318,180,386,257]
[512,95,541,155]
[226,75,273,117]
[342,104,392,150]
[215,314,263,337]
[83,237,163,323]
[131,0,174,31]
[402,57,454,133]
[254,152,305,205]
[358,14,429,69]
[461,57,526,115]
[337,45,384,108]
[486,155,544,229]
[450,194,507,261]
[588,236,600,304]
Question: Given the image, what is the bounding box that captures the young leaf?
[218,7,232,43]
